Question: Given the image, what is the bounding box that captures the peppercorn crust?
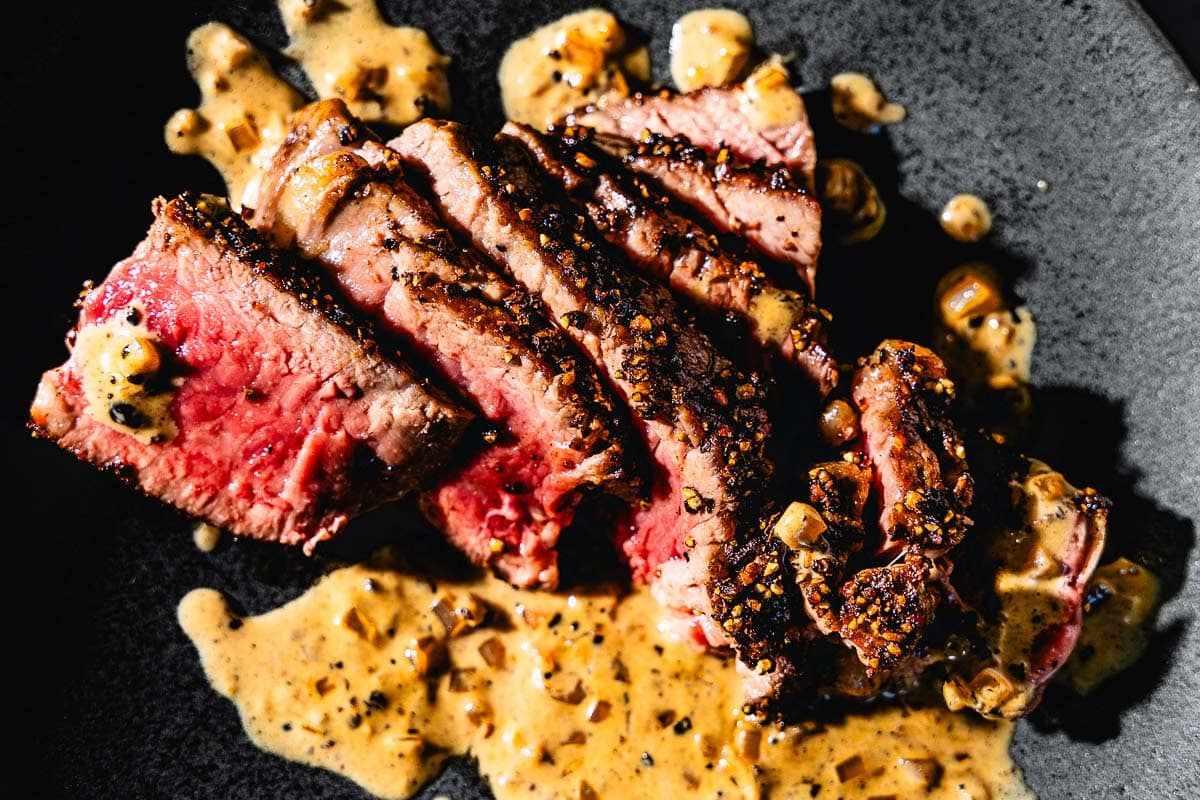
[587,130,822,296]
[392,119,812,691]
[506,122,837,395]
[246,99,641,587]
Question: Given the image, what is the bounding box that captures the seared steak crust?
[568,83,818,181]
[31,193,469,550]
[393,120,805,682]
[502,122,836,394]
[249,100,635,588]
[851,340,973,556]
[591,132,822,296]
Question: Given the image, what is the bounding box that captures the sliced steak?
[568,80,817,181]
[851,340,974,557]
[248,100,636,588]
[501,122,837,394]
[30,193,469,551]
[392,119,804,687]
[593,132,821,295]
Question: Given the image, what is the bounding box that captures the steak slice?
[852,340,974,557]
[568,79,818,182]
[593,132,822,296]
[30,193,469,551]
[392,119,804,687]
[501,122,837,395]
[248,100,636,588]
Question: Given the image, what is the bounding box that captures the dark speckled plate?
[2,1,1198,797]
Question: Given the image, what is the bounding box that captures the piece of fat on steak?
[591,132,822,297]
[392,119,809,692]
[503,121,837,395]
[30,193,470,552]
[851,339,974,558]
[568,80,818,182]
[247,100,637,588]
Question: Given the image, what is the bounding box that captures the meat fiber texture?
[247,100,637,588]
[570,82,818,182]
[30,193,469,552]
[392,120,811,694]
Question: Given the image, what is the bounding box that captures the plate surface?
[2,1,1198,797]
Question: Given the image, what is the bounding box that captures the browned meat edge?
[590,131,822,296]
[501,122,837,395]
[392,119,806,688]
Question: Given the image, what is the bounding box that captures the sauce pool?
[181,553,1033,800]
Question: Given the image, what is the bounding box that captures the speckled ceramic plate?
[3,1,1198,797]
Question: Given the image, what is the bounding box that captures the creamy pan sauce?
[168,1,448,205]
[669,9,755,92]
[498,9,650,130]
[181,554,1031,800]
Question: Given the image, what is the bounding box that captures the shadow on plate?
[805,91,1196,742]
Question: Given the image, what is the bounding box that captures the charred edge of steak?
[529,125,837,394]
[167,192,379,350]
[858,342,974,553]
[484,132,773,444]
[796,460,872,632]
[469,131,799,668]
[837,552,941,674]
[398,269,633,472]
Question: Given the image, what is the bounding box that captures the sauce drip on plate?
[181,553,1033,800]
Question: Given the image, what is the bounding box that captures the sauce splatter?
[277,0,450,127]
[669,9,755,93]
[941,194,993,242]
[498,9,650,129]
[831,72,906,132]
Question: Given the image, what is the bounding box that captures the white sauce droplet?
[669,9,754,92]
[831,72,907,132]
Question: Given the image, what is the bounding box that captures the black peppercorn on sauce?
[180,548,1030,799]
[391,119,811,694]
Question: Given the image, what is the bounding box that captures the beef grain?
[569,83,818,181]
[593,132,822,295]
[248,100,636,588]
[392,119,804,687]
[502,122,836,394]
[30,193,469,551]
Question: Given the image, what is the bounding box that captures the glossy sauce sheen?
[180,556,1032,800]
[276,0,450,126]
[165,23,305,206]
[498,9,650,129]
[669,9,755,92]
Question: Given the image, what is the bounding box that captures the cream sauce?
[941,194,993,242]
[935,264,1037,394]
[166,23,306,207]
[944,460,1106,719]
[73,304,176,445]
[277,0,450,126]
[669,9,755,93]
[193,522,223,553]
[815,158,886,244]
[181,552,1032,800]
[498,9,650,129]
[830,72,906,132]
